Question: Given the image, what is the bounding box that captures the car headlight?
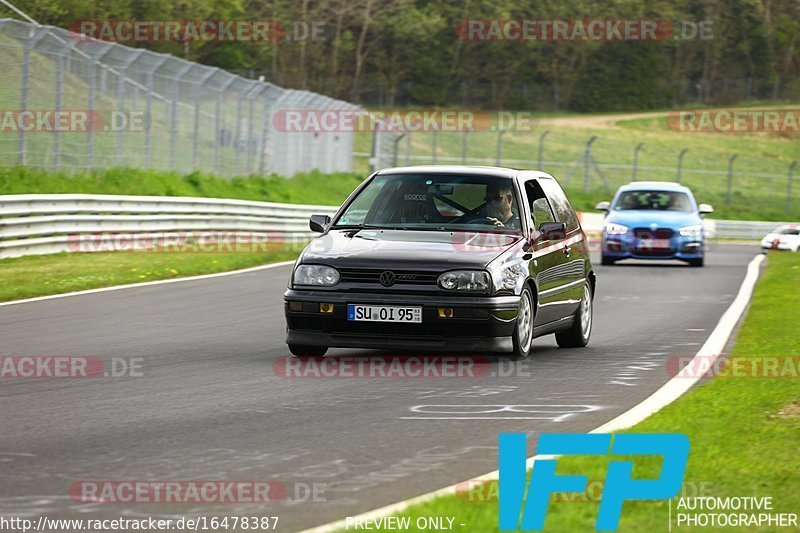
[679,224,703,237]
[293,264,340,286]
[603,223,629,235]
[438,270,491,293]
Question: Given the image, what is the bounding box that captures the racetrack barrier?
[0,194,338,259]
[0,194,789,259]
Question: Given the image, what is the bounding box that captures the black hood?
[301,229,521,270]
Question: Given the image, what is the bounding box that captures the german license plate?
[638,238,670,249]
[347,304,422,323]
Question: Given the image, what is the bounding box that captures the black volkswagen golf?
[284,166,595,359]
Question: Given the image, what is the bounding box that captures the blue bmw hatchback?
[596,182,713,267]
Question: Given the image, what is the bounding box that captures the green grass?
[0,167,362,206]
[353,106,800,221]
[1,161,798,222]
[371,252,800,532]
[0,249,300,302]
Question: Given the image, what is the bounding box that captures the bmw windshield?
[333,174,523,233]
[613,190,693,212]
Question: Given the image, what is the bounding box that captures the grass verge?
[0,167,362,206]
[0,250,299,303]
[367,252,800,532]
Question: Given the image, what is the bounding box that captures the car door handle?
[563,245,572,256]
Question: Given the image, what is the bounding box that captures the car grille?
[633,228,674,239]
[339,268,439,285]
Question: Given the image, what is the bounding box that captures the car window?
[334,174,522,233]
[538,178,580,231]
[337,179,393,225]
[614,190,693,212]
[777,226,800,235]
[525,180,556,228]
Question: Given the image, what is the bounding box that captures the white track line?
[299,253,765,533]
[0,261,296,308]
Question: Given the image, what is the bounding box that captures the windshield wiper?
[333,224,450,232]
[331,224,384,230]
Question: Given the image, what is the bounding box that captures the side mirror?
[537,221,567,240]
[595,201,610,211]
[309,214,332,233]
[699,203,714,215]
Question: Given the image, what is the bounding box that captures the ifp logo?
[498,433,689,531]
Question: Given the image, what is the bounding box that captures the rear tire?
[688,257,704,267]
[555,281,593,348]
[601,254,615,266]
[288,344,328,357]
[511,287,535,360]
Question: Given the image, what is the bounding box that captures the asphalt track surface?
[0,243,759,532]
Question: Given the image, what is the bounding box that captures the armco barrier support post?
[192,69,216,171]
[537,130,550,169]
[19,25,58,167]
[496,129,508,166]
[19,33,31,165]
[583,136,597,193]
[392,133,406,166]
[726,154,738,205]
[53,54,64,168]
[86,59,96,169]
[676,148,689,183]
[369,120,381,173]
[632,142,644,181]
[170,65,192,171]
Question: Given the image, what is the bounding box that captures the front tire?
[555,281,593,348]
[511,287,535,360]
[688,257,704,267]
[601,254,616,266]
[288,344,328,357]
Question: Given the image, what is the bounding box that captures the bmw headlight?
[603,223,629,235]
[438,270,491,293]
[293,264,340,286]
[679,224,703,237]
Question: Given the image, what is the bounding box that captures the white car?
[761,225,800,252]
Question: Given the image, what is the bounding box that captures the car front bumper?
[602,233,703,261]
[284,289,520,352]
[761,241,794,252]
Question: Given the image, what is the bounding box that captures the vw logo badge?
[379,271,396,287]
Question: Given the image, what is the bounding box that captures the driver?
[483,184,520,228]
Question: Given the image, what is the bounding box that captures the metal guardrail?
[580,211,793,240]
[0,194,339,259]
[0,194,793,259]
[704,219,794,240]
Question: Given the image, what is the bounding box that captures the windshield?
[334,174,522,233]
[613,190,693,212]
[776,225,800,235]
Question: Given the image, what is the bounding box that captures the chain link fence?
[356,124,800,219]
[0,18,360,177]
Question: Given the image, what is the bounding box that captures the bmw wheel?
[601,254,616,266]
[688,257,704,267]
